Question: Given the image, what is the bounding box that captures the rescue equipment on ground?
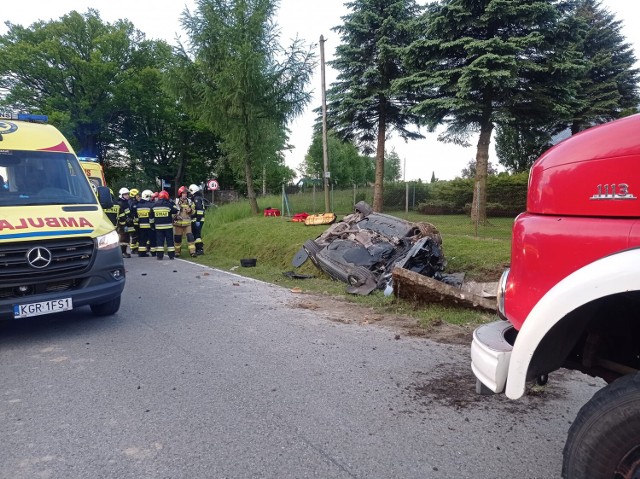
[304,213,336,226]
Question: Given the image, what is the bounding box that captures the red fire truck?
[471,114,640,478]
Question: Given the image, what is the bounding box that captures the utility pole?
[404,157,409,214]
[320,35,330,213]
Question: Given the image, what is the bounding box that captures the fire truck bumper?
[471,320,514,394]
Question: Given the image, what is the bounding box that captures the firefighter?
[152,190,178,260]
[149,192,158,255]
[135,190,154,257]
[103,189,121,227]
[174,186,197,257]
[117,187,132,258]
[189,184,206,255]
[128,188,140,254]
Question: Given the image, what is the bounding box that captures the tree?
[561,0,639,134]
[495,123,553,173]
[301,130,374,188]
[327,0,423,212]
[0,10,147,157]
[460,159,498,179]
[107,40,223,190]
[384,149,402,183]
[399,0,582,224]
[175,0,315,214]
[495,1,638,172]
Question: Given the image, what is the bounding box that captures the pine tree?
[399,0,581,224]
[327,0,423,212]
[564,0,639,134]
[176,0,315,214]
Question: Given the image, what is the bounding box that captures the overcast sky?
[1,0,637,180]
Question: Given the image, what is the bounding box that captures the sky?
[1,0,638,181]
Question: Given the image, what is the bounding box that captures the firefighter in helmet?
[117,187,132,258]
[128,188,140,254]
[135,190,154,257]
[152,190,178,260]
[189,184,206,255]
[174,186,197,257]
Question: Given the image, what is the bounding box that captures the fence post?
[405,181,409,214]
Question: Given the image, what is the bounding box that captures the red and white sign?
[207,179,219,190]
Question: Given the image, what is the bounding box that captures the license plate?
[13,298,73,318]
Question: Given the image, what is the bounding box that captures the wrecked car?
[292,202,447,295]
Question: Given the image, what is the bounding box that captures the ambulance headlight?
[97,230,119,250]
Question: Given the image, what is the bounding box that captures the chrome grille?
[0,238,94,282]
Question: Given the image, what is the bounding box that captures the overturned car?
[292,202,447,295]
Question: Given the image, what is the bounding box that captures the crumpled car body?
[295,202,446,295]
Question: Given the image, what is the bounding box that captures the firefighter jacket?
[191,193,206,224]
[174,197,194,227]
[134,199,154,229]
[117,196,132,229]
[103,202,121,227]
[128,198,140,227]
[152,199,178,230]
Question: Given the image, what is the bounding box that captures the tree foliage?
[175,0,315,213]
[300,130,374,188]
[384,148,402,183]
[0,10,221,191]
[327,0,423,211]
[460,158,498,179]
[399,0,581,224]
[0,10,146,156]
[560,0,639,134]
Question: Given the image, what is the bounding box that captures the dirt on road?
[289,292,477,345]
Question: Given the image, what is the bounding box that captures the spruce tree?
[327,0,423,212]
[399,0,580,224]
[564,0,639,134]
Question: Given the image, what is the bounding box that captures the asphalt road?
[1,257,604,479]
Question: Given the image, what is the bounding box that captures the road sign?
[207,179,219,190]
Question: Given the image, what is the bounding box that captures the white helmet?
[141,189,153,201]
[119,187,130,196]
[188,184,200,194]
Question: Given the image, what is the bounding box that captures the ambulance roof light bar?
[0,110,48,122]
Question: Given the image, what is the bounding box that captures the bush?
[417,199,461,215]
[418,172,528,215]
[463,202,524,217]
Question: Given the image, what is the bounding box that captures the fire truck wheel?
[562,372,640,479]
[90,296,121,316]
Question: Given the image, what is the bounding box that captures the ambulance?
[0,114,126,319]
[78,156,106,190]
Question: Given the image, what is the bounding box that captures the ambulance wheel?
[90,296,121,316]
[562,372,640,478]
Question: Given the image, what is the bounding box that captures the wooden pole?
[320,35,330,213]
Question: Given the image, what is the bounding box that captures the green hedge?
[417,172,528,215]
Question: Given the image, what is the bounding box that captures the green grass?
[193,200,513,328]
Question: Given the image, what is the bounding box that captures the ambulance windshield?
[0,150,97,206]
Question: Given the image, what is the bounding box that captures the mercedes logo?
[26,246,52,269]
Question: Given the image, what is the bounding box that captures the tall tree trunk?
[471,118,493,226]
[243,128,258,214]
[372,108,386,212]
[245,159,258,214]
[174,134,188,191]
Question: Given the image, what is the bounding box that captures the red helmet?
[158,190,169,200]
[178,186,188,196]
